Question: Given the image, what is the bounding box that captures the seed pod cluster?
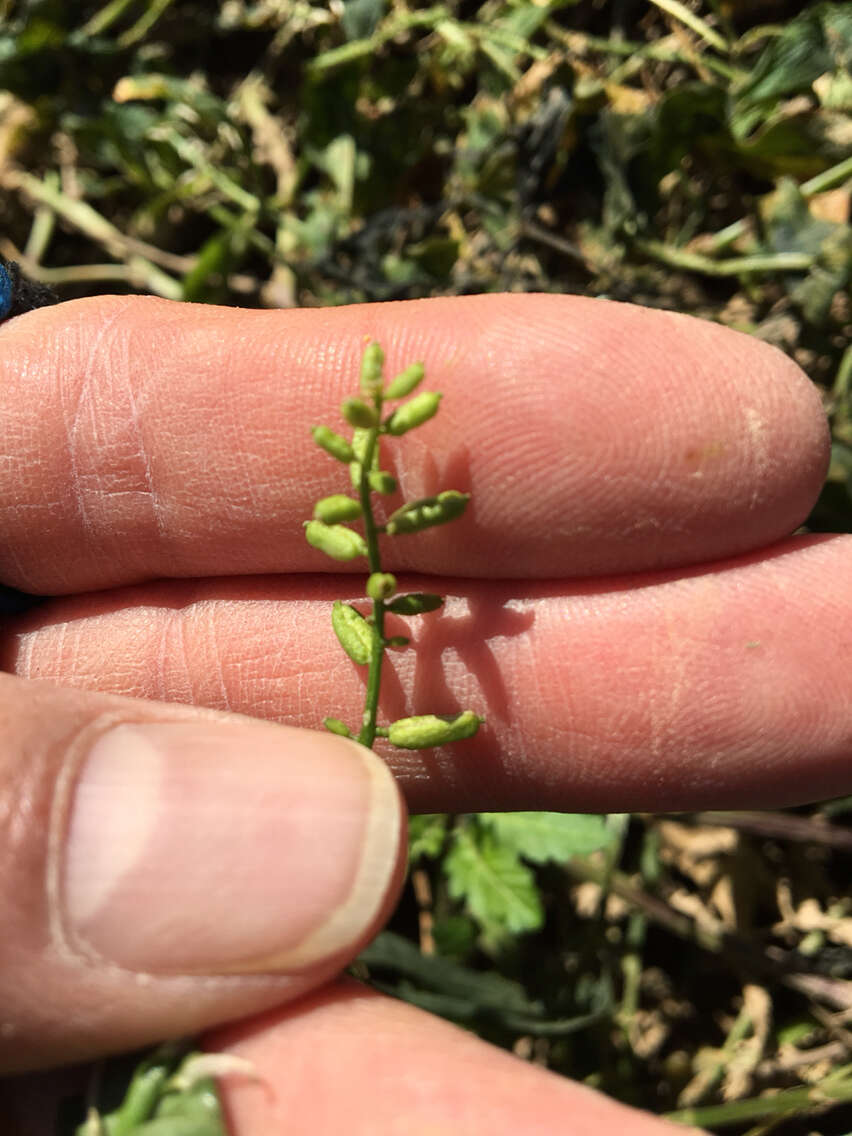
[306,340,481,751]
[385,491,469,535]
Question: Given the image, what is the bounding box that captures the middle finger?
[9,534,852,813]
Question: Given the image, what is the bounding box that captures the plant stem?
[356,410,385,749]
[633,237,813,277]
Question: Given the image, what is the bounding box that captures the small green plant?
[305,340,483,751]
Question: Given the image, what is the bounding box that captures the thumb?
[0,675,405,1071]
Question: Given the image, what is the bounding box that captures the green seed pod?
[360,341,385,393]
[385,391,441,436]
[385,362,425,400]
[313,494,363,524]
[385,490,469,535]
[385,593,444,616]
[323,717,352,737]
[332,600,373,665]
[367,572,397,600]
[388,710,482,749]
[351,427,372,463]
[312,425,355,464]
[342,397,379,429]
[368,470,397,494]
[304,520,368,561]
[349,461,362,489]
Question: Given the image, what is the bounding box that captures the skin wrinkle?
[119,339,167,552]
[205,603,233,714]
[68,301,171,582]
[65,302,144,552]
[162,607,194,707]
[60,328,98,545]
[643,594,693,768]
[743,406,771,512]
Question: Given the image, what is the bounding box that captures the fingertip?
[210,981,691,1136]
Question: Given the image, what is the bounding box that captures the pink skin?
[0,293,846,1134]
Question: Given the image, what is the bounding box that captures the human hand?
[0,293,845,1133]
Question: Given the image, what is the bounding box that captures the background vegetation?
[1,1,851,1132]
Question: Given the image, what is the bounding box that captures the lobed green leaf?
[445,826,543,937]
[477,813,617,864]
[407,814,449,863]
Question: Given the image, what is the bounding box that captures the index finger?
[0,293,827,594]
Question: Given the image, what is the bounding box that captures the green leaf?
[180,227,238,303]
[116,1118,222,1135]
[407,813,448,862]
[431,913,478,960]
[126,1115,223,1135]
[445,825,542,936]
[359,930,541,1016]
[76,1044,228,1136]
[476,812,616,864]
[341,0,387,42]
[730,4,852,141]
